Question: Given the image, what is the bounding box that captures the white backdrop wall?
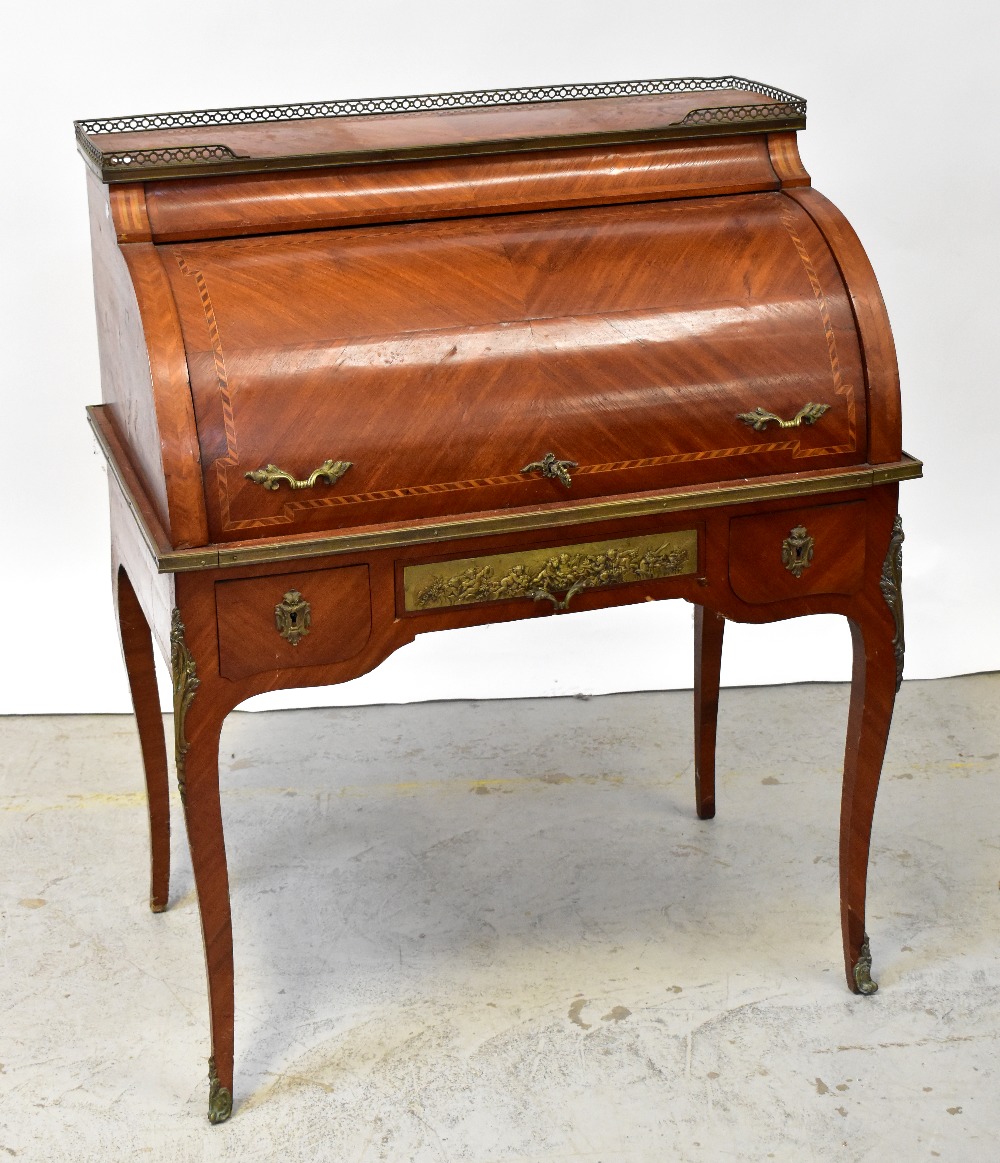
[1,1,995,713]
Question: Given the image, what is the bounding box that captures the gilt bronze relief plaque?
[404,529,698,612]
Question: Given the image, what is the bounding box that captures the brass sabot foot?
[852,935,878,996]
[208,1057,233,1124]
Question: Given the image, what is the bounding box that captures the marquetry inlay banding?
[776,201,858,454]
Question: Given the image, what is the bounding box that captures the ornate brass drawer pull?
[529,579,588,612]
[245,458,352,491]
[275,590,311,645]
[737,403,830,432]
[782,526,814,578]
[520,452,578,488]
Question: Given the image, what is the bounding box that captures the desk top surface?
[75,76,806,183]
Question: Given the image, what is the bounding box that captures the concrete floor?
[1,675,998,1161]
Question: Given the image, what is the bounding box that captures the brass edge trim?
[89,408,921,573]
[872,458,923,485]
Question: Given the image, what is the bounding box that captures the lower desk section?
[207,496,875,683]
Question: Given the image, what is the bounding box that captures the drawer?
[216,566,371,680]
[403,528,698,613]
[728,502,866,603]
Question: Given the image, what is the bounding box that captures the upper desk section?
[80,74,916,565]
[75,76,806,183]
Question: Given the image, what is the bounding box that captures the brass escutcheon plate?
[274,590,311,645]
[403,529,697,612]
[781,525,814,578]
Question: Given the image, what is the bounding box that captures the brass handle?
[275,590,311,645]
[737,403,830,432]
[781,526,814,578]
[528,579,588,612]
[245,458,352,491]
[520,452,578,488]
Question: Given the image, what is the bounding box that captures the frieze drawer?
[728,502,866,603]
[216,565,372,680]
[403,529,698,613]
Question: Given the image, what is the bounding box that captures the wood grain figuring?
[116,241,209,548]
[161,192,866,542]
[90,173,210,548]
[109,183,152,242]
[81,84,917,1121]
[767,131,811,187]
[143,136,780,241]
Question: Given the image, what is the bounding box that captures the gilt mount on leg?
[879,516,906,692]
[169,609,200,807]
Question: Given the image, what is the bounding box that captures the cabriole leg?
[170,608,235,1123]
[115,567,171,912]
[694,606,725,820]
[841,516,905,995]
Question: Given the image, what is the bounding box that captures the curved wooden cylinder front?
[159,192,866,540]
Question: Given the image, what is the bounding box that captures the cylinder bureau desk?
[76,77,921,1122]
